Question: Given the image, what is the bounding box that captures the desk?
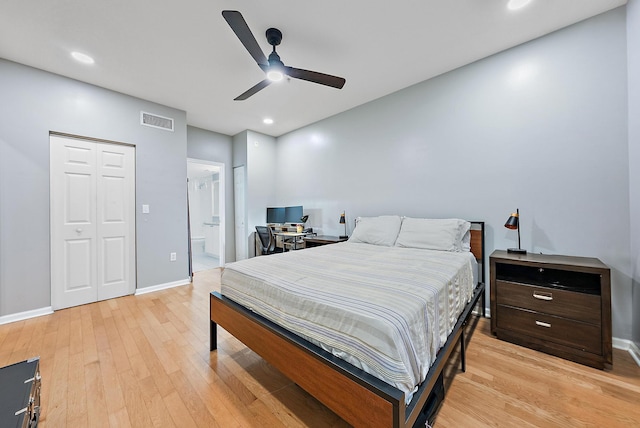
[273,231,312,251]
[304,235,348,248]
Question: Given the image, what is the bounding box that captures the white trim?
[630,341,640,367]
[134,278,191,296]
[187,158,225,266]
[0,307,53,326]
[613,337,640,367]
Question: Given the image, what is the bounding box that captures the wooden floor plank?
[1,267,639,427]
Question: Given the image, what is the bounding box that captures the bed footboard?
[209,281,485,428]
[210,291,403,427]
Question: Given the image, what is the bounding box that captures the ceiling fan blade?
[222,10,268,67]
[285,67,346,89]
[234,79,271,101]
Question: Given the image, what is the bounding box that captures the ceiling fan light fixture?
[71,51,95,64]
[266,68,284,82]
[507,0,531,11]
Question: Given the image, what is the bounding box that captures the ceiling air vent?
[140,111,174,131]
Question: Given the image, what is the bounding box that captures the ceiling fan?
[222,10,346,101]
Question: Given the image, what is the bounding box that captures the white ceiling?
[0,0,627,137]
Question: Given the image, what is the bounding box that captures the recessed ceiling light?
[71,51,95,64]
[507,0,531,10]
[263,118,274,125]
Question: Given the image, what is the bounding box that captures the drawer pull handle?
[535,320,551,328]
[533,291,553,301]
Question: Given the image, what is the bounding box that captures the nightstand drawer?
[497,305,602,354]
[496,280,601,325]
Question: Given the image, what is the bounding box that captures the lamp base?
[339,235,348,239]
[507,248,527,255]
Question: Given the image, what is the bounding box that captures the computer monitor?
[266,207,285,224]
[284,205,303,223]
[266,205,304,224]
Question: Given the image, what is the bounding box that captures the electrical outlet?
[170,252,176,261]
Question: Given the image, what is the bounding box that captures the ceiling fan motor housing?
[266,28,282,46]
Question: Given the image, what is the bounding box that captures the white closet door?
[50,136,98,309]
[96,143,135,301]
[50,135,135,310]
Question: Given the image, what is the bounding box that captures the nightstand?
[303,235,348,248]
[490,250,612,369]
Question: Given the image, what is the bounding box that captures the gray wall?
[276,8,633,339]
[186,125,235,264]
[0,59,189,316]
[232,130,277,258]
[628,0,640,348]
[246,130,277,257]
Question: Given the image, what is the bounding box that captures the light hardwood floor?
[1,268,639,427]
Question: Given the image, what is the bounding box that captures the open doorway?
[187,159,225,273]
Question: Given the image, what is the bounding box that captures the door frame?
[187,158,225,267]
[233,165,247,261]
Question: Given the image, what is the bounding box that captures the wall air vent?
[140,111,174,131]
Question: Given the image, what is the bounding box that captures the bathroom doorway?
[187,159,225,273]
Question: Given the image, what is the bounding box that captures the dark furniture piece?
[303,235,348,248]
[255,225,277,255]
[490,250,612,369]
[0,357,41,427]
[211,222,486,428]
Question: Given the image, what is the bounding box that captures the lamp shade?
[504,212,519,230]
[339,213,346,224]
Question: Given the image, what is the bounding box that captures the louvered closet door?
[50,135,135,310]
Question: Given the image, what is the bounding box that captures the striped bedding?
[221,241,476,403]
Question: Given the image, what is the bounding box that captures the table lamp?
[504,208,526,254]
[339,212,348,239]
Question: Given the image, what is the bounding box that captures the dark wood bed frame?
[210,222,485,428]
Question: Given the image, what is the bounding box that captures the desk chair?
[256,226,277,255]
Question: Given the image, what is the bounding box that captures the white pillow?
[395,218,471,252]
[348,215,403,247]
[460,229,472,252]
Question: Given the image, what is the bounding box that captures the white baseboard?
[630,342,640,367]
[614,337,640,367]
[0,306,53,326]
[0,278,191,326]
[134,278,191,296]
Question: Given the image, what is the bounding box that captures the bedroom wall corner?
[627,0,640,351]
[246,131,277,257]
[231,130,277,259]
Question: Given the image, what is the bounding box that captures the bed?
[210,217,485,427]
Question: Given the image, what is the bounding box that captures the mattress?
[221,242,476,403]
